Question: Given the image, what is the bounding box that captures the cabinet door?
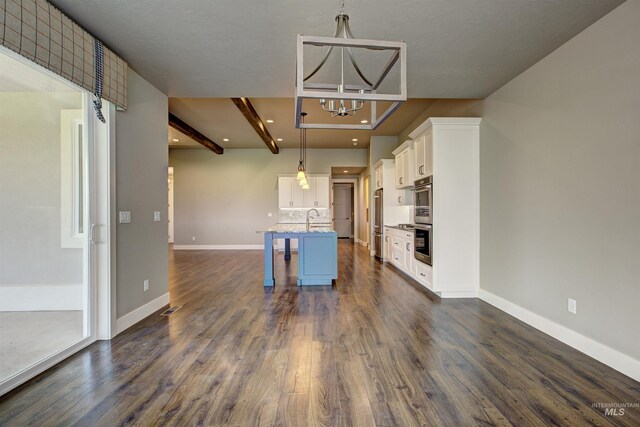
[401,150,412,185]
[278,177,292,208]
[375,166,382,189]
[291,179,305,207]
[395,153,403,187]
[414,135,425,178]
[384,233,391,261]
[315,177,330,208]
[424,129,433,177]
[303,177,317,207]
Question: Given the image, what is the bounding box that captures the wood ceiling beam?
[169,113,224,154]
[231,97,279,154]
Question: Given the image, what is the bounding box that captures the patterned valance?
[0,0,127,110]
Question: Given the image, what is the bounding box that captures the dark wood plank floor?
[1,240,638,426]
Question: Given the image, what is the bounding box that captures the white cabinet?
[303,176,330,208]
[279,175,329,209]
[278,177,304,208]
[384,227,414,274]
[392,140,414,189]
[408,117,481,298]
[413,130,433,178]
[374,165,383,189]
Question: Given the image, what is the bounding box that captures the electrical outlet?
[144,279,149,292]
[267,212,273,217]
[192,236,196,241]
[568,298,577,314]
[119,211,131,224]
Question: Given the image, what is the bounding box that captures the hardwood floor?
[1,240,638,426]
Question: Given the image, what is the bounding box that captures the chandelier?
[295,0,407,130]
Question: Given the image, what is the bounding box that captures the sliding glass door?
[0,49,96,393]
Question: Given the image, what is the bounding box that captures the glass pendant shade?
[297,169,306,180]
[302,182,310,190]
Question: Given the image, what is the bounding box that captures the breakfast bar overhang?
[263,225,338,286]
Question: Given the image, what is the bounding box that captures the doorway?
[333,184,354,238]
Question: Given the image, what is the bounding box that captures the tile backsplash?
[279,208,331,224]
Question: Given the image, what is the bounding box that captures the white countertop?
[262,223,335,233]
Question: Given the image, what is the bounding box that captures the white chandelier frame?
[295,34,407,130]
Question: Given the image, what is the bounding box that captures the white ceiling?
[50,0,624,98]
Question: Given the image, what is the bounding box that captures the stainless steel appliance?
[414,176,432,224]
[373,189,383,259]
[414,224,432,265]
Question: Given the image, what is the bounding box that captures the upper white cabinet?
[392,140,414,188]
[374,165,383,189]
[303,176,330,208]
[413,130,433,178]
[279,175,330,209]
[278,177,304,208]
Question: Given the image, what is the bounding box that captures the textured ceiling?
[50,0,624,98]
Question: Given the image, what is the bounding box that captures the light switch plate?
[119,211,131,224]
[568,298,577,314]
[154,211,161,222]
[267,212,273,217]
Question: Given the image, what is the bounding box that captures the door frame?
[0,46,114,396]
[168,167,174,243]
[331,178,359,242]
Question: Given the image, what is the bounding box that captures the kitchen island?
[263,224,337,286]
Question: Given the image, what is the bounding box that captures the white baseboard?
[116,292,170,335]
[173,244,263,250]
[437,290,478,298]
[0,284,82,311]
[479,289,640,382]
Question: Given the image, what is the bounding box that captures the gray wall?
[115,69,169,318]
[480,0,639,358]
[169,148,368,245]
[0,92,82,284]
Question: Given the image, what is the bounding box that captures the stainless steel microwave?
[414,176,432,224]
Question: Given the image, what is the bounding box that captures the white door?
[333,185,352,238]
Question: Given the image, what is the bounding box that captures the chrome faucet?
[306,208,319,231]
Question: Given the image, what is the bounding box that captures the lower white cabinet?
[414,259,433,290]
[384,226,433,292]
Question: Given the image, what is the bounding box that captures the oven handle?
[414,224,432,230]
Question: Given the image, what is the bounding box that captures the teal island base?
[263,230,338,286]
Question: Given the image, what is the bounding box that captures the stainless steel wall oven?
[414,176,432,224]
[414,224,432,265]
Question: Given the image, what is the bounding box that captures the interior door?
[333,186,352,238]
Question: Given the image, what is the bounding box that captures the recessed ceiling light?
[171,138,179,142]
[266,119,274,123]
[276,138,283,141]
[343,170,349,173]
[353,142,358,146]
[223,138,230,142]
[352,138,358,142]
[360,120,368,124]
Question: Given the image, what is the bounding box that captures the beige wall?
[480,0,639,358]
[115,69,169,318]
[169,148,368,246]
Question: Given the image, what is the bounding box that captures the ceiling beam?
[168,113,224,154]
[231,97,279,154]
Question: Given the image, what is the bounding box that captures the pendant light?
[297,112,309,188]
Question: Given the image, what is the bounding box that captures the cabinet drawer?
[414,260,433,289]
[391,246,406,269]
